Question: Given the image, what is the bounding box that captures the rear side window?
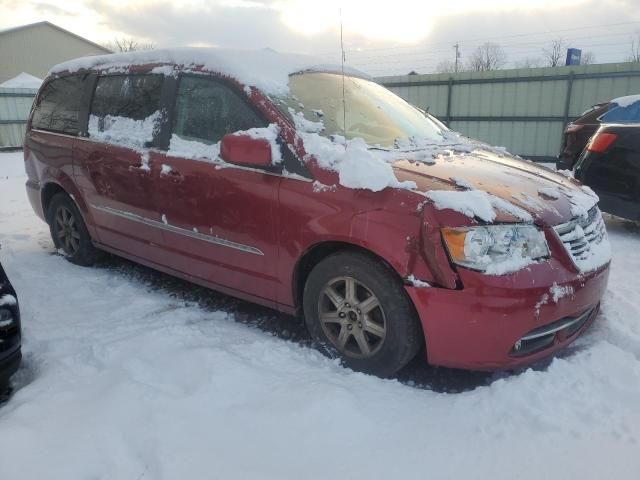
[32,75,86,135]
[599,101,640,124]
[172,76,266,145]
[89,74,163,148]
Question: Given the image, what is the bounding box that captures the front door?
[150,75,281,302]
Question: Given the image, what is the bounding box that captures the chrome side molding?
[91,204,264,256]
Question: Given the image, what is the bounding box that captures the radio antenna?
[340,8,347,140]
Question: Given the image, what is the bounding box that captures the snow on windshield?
[280,72,444,147]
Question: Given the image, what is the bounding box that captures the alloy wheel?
[54,206,81,255]
[317,276,387,358]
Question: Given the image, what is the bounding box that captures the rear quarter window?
[32,75,87,135]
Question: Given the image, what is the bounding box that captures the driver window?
[172,76,266,145]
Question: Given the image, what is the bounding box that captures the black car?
[557,102,609,170]
[574,98,640,221]
[0,261,21,392]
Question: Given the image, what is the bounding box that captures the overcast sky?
[1,0,639,75]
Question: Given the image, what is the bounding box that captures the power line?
[342,30,639,63]
[319,20,640,57]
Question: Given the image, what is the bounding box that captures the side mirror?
[220,133,272,168]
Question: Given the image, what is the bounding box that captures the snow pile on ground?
[1,151,640,478]
[88,112,161,149]
[0,72,42,89]
[50,47,367,97]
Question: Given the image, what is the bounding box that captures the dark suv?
[557,103,608,170]
[0,261,21,392]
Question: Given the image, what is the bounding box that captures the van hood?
[392,149,597,226]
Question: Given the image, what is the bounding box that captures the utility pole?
[453,43,460,72]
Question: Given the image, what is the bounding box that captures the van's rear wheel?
[47,193,102,266]
[303,251,422,377]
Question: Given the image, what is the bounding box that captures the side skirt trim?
[91,204,264,256]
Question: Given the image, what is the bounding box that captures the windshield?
[278,72,445,148]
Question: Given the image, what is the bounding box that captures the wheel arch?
[41,182,67,219]
[40,179,92,223]
[292,240,408,316]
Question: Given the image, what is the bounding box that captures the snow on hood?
[0,72,42,89]
[299,125,588,225]
[49,47,369,97]
[391,147,598,225]
[299,129,489,192]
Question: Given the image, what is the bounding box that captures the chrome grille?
[553,206,607,269]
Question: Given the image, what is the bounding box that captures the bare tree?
[542,39,566,67]
[514,56,542,68]
[436,59,457,73]
[627,33,640,63]
[581,51,596,65]
[103,37,154,53]
[467,42,507,72]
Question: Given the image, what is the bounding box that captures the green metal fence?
[0,88,37,149]
[376,62,640,161]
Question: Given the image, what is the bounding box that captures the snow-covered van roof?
[49,47,369,96]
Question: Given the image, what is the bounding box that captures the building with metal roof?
[0,21,111,148]
[0,21,111,84]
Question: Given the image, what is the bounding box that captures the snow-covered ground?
[0,150,639,479]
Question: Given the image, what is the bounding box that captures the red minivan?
[24,48,611,377]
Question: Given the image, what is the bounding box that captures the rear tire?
[303,251,422,377]
[47,193,102,266]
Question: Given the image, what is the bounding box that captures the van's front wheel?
[47,193,102,266]
[303,251,422,377]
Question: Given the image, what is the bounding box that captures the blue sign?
[566,48,582,66]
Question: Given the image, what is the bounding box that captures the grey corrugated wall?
[376,62,640,161]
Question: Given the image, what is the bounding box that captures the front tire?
[303,251,422,377]
[47,193,102,266]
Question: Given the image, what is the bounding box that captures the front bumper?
[405,259,609,370]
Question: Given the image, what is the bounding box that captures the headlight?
[441,225,549,273]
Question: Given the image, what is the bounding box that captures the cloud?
[84,0,381,56]
[33,2,77,16]
[3,0,637,76]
